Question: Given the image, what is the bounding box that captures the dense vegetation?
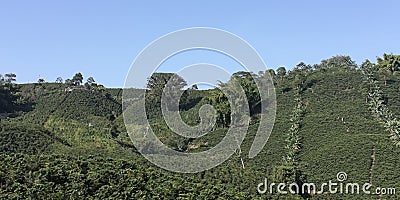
[1,55,400,199]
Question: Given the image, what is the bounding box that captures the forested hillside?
[0,54,400,199]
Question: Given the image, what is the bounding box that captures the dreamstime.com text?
[257,172,396,196]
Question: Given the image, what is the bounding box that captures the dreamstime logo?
[257,172,396,196]
[122,28,276,173]
[336,171,347,182]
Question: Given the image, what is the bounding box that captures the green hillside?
[0,55,400,199]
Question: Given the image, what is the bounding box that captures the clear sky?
[1,0,399,88]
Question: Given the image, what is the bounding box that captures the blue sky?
[1,0,399,88]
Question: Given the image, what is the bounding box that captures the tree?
[231,71,260,115]
[38,78,45,83]
[3,73,16,90]
[0,74,4,86]
[296,62,312,71]
[277,66,286,77]
[65,79,73,86]
[377,53,400,73]
[86,77,96,85]
[362,60,400,146]
[378,67,391,85]
[146,73,187,93]
[72,73,83,86]
[361,59,375,72]
[55,77,63,83]
[206,72,255,127]
[293,72,306,91]
[84,77,97,89]
[267,69,276,77]
[190,84,198,90]
[364,54,400,85]
[320,55,357,69]
[206,89,231,127]
[5,73,16,84]
[312,64,321,70]
[146,73,187,111]
[96,84,105,92]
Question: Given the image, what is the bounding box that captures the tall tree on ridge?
[72,73,83,86]
[277,66,287,82]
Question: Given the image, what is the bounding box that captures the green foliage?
[55,77,63,83]
[0,122,57,154]
[1,54,400,199]
[283,89,304,165]
[362,60,400,146]
[72,72,84,86]
[205,89,231,127]
[319,55,357,70]
[0,74,4,86]
[146,73,187,94]
[0,153,257,199]
[52,90,121,122]
[0,88,16,113]
[205,71,263,127]
[37,78,45,83]
[276,66,287,82]
[272,165,305,190]
[0,73,16,112]
[4,73,17,85]
[377,53,400,73]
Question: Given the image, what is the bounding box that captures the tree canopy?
[377,53,400,73]
[72,72,84,86]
